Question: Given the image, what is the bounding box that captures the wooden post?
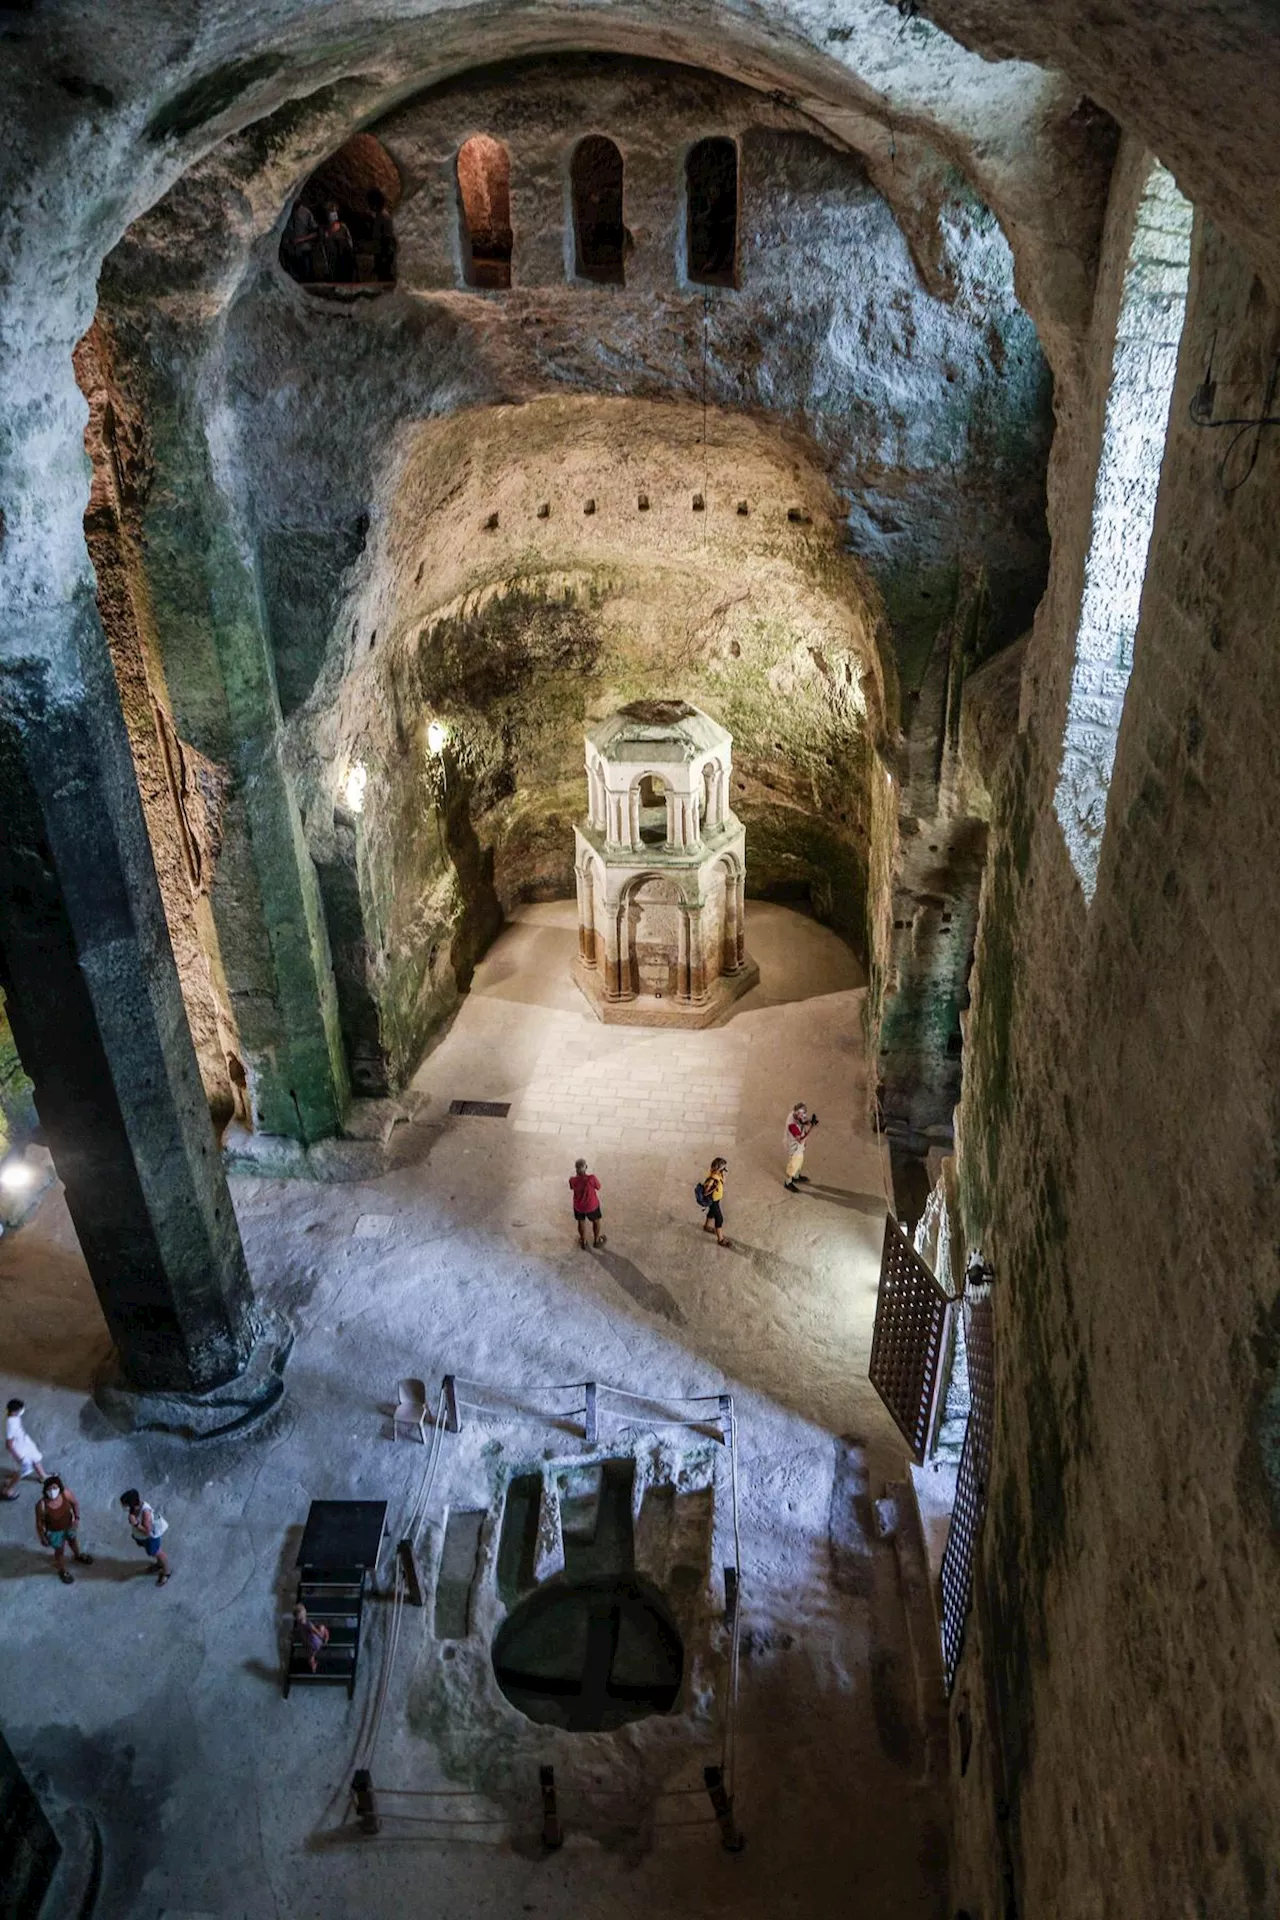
[442,1374,460,1433]
[352,1769,380,1836]
[584,1381,598,1445]
[540,1765,563,1849]
[703,1765,744,1851]
[397,1537,424,1608]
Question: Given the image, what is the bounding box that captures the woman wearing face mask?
[34,1475,94,1585]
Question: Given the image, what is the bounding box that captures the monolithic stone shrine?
[573,701,758,1025]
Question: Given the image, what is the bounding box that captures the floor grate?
[448,1099,511,1118]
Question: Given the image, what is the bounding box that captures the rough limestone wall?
[222,56,1051,724]
[306,398,888,1088]
[182,54,1050,1089]
[950,145,1280,1917]
[73,320,243,1125]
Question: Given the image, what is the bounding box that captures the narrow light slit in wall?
[1054,161,1193,902]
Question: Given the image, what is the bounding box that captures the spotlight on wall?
[0,1157,34,1193]
[426,720,449,755]
[343,761,368,814]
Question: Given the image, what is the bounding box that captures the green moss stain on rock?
[145,55,286,144]
[0,991,36,1155]
[133,318,349,1140]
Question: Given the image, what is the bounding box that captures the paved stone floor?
[0,902,949,1920]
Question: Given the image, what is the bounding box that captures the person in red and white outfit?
[784,1103,818,1191]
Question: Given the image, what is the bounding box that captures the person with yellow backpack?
[695,1157,731,1247]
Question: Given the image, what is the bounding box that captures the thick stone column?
[0,594,260,1399]
[136,317,348,1143]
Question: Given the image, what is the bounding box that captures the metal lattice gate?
[939,1287,995,1690]
[868,1216,954,1462]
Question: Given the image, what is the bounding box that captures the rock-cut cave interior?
[0,4,1277,1918]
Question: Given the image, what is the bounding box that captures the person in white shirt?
[4,1397,44,1500]
[120,1489,173,1588]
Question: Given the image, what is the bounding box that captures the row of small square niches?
[481,496,814,529]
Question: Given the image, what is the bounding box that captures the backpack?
[694,1181,707,1208]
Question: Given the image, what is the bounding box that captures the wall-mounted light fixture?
[343,761,368,814]
[426,719,449,756]
[1190,334,1280,491]
[0,1156,35,1193]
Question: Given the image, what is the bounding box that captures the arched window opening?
[638,774,667,844]
[572,135,626,285]
[280,133,402,290]
[1053,162,1193,901]
[701,758,722,830]
[457,135,513,289]
[686,137,738,288]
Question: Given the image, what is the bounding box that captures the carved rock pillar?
[575,867,596,966]
[603,900,632,1000]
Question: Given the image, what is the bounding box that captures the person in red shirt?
[569,1159,607,1250]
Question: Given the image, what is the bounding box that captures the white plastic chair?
[393,1377,429,1443]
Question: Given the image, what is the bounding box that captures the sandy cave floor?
[0,902,949,1919]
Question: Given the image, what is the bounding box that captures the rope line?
[451,1374,727,1408]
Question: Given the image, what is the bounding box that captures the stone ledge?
[221,1094,414,1181]
[92,1309,293,1441]
[572,956,760,1028]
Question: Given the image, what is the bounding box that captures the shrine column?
[733,871,747,969]
[602,897,632,1000]
[576,865,597,966]
[722,870,741,975]
[686,903,708,1002]
[676,904,692,1002]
